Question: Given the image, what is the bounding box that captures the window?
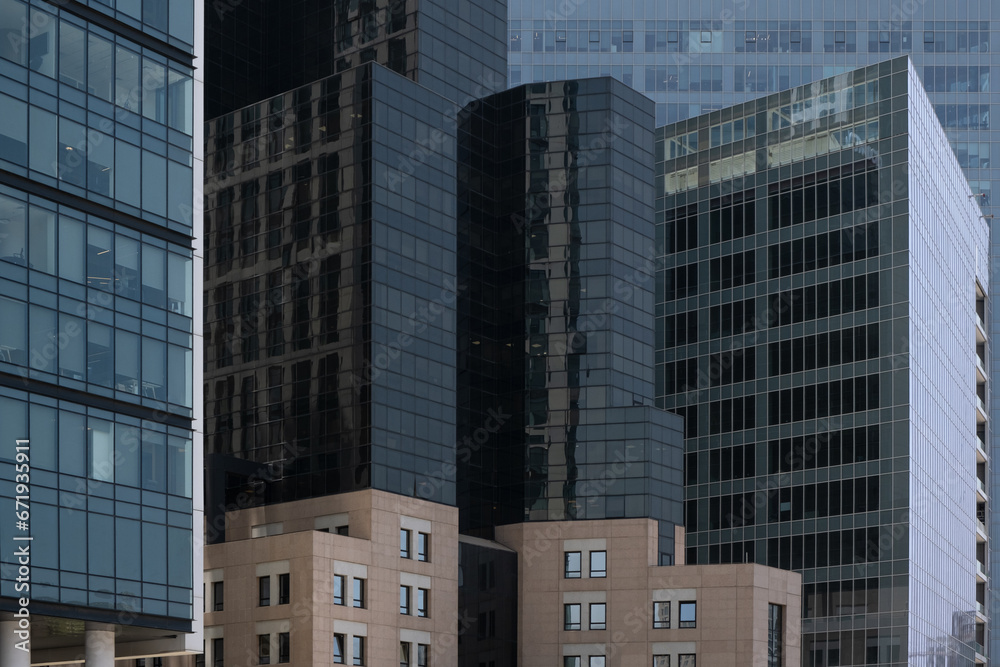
[278,632,289,663]
[336,524,349,536]
[564,551,582,578]
[278,573,290,605]
[768,604,783,666]
[353,636,365,665]
[679,601,697,628]
[417,644,429,667]
[353,578,366,608]
[564,603,582,630]
[417,532,430,561]
[654,657,670,667]
[417,588,429,617]
[589,603,606,630]
[653,601,670,628]
[259,575,271,606]
[678,655,696,667]
[401,528,412,558]
[565,659,582,667]
[400,642,411,667]
[212,581,224,611]
[334,574,346,605]
[258,634,271,664]
[589,658,606,667]
[400,585,411,614]
[589,551,607,577]
[333,633,345,664]
[212,638,224,667]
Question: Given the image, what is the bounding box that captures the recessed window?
[565,658,581,667]
[589,550,607,577]
[653,601,670,628]
[400,642,411,667]
[417,588,429,617]
[258,634,271,664]
[401,528,412,558]
[564,551,582,578]
[679,601,697,628]
[278,573,290,605]
[400,585,411,615]
[353,578,366,608]
[767,604,784,666]
[258,575,270,606]
[333,633,346,664]
[352,636,365,666]
[278,632,290,663]
[417,532,430,562]
[336,524,349,536]
[564,603,582,630]
[212,581,223,611]
[417,644,429,667]
[678,655,696,667]
[589,657,606,667]
[212,638,224,667]
[654,656,670,667]
[589,602,607,630]
[334,574,346,605]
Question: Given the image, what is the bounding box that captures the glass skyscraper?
[0,0,202,664]
[659,56,989,665]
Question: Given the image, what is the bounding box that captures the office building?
[659,56,989,664]
[0,0,203,664]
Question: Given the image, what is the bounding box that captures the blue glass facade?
[658,57,989,665]
[0,0,200,656]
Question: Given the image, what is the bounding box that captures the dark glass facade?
[658,56,989,665]
[0,0,200,647]
[457,77,685,561]
[458,536,518,666]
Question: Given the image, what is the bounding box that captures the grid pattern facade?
[658,56,988,665]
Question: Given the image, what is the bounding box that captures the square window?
[654,601,670,628]
[924,31,934,43]
[353,636,365,666]
[701,31,712,43]
[654,657,670,667]
[678,655,696,667]
[417,588,429,617]
[353,578,365,608]
[333,634,346,664]
[258,634,270,665]
[278,573,289,605]
[336,524,349,536]
[879,31,889,43]
[401,528,411,558]
[258,575,270,606]
[589,551,607,577]
[400,585,411,615]
[667,31,679,43]
[278,632,290,663]
[417,532,430,562]
[564,603,582,630]
[679,601,697,628]
[623,31,633,42]
[565,551,582,578]
[556,30,567,41]
[745,31,756,42]
[212,581,223,612]
[835,31,846,43]
[589,602,607,630]
[790,31,801,43]
[334,574,345,605]
[589,30,600,42]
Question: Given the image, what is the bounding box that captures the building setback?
[659,55,989,665]
[0,0,203,664]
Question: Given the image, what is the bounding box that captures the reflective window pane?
[28,207,56,274]
[58,21,86,90]
[0,93,27,166]
[88,33,113,101]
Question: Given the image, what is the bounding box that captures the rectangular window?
[278,573,290,604]
[589,551,607,577]
[417,644,429,667]
[353,636,365,665]
[400,642,411,667]
[589,658,606,667]
[417,532,430,561]
[565,551,582,578]
[767,604,783,666]
[679,601,697,628]
[401,528,411,558]
[654,601,670,628]
[334,574,346,605]
[353,578,365,608]
[589,603,607,630]
[565,659,581,667]
[258,634,271,664]
[278,632,289,663]
[400,585,411,614]
[564,603,581,630]
[654,657,670,667]
[259,575,270,606]
[417,588,429,617]
[678,655,696,667]
[212,638,223,667]
[333,633,345,664]
[212,581,223,611]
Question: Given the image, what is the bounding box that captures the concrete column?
[85,623,115,667]
[0,620,31,667]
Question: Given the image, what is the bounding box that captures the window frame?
[278,572,290,605]
[417,532,430,562]
[653,601,671,629]
[258,575,271,606]
[589,550,607,578]
[564,602,582,631]
[277,631,290,663]
[401,527,412,559]
[353,578,366,608]
[417,644,429,667]
[257,633,271,664]
[353,635,365,666]
[416,587,429,618]
[564,551,582,578]
[333,633,346,664]
[678,654,696,667]
[589,602,607,630]
[400,641,411,667]
[212,580,224,611]
[212,637,224,667]
[334,574,346,605]
[679,601,697,628]
[654,656,670,667]
[400,584,411,615]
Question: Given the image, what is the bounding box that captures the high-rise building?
[0,0,203,664]
[659,55,990,665]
